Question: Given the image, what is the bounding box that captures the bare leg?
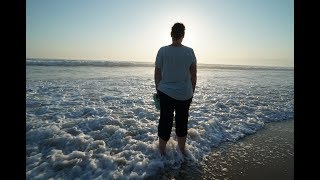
[159,137,167,155]
[177,136,187,154]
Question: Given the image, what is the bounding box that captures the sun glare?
[144,7,213,63]
[176,15,211,63]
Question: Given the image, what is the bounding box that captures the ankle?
[159,137,167,155]
[177,136,187,151]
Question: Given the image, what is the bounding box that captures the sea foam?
[26,61,293,179]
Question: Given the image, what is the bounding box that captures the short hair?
[171,23,185,40]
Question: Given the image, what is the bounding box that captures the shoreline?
[201,119,294,180]
[155,120,294,179]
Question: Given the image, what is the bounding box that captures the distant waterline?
[26,59,293,70]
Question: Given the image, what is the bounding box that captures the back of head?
[171,23,185,41]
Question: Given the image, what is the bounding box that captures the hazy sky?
[26,0,293,67]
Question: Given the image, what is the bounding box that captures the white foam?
[26,65,293,178]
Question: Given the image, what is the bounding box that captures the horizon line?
[26,57,294,68]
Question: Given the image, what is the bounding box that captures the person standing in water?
[154,22,197,155]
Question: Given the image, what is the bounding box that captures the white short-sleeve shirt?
[155,45,197,100]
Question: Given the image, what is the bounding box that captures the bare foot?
[159,148,166,156]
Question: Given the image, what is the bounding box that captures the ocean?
[26,59,293,179]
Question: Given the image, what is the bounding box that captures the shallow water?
[26,62,293,179]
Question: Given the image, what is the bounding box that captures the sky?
[26,0,294,67]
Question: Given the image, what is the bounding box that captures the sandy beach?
[201,119,294,180]
[155,119,294,180]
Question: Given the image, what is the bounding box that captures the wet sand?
[201,119,294,180]
[154,119,294,179]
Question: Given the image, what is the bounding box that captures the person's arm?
[154,67,161,91]
[190,63,197,93]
